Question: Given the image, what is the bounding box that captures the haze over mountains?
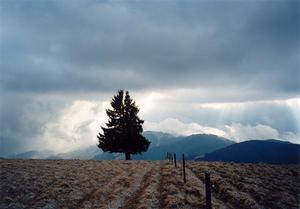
[6,131,232,160]
[6,131,300,164]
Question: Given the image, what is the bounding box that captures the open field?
[1,159,299,209]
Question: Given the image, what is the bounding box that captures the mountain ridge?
[5,131,299,164]
[198,139,300,164]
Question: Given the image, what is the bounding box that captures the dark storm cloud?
[0,0,299,96]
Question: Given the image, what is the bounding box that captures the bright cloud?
[145,118,300,143]
[38,100,108,153]
[144,118,227,137]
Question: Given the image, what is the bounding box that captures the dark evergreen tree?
[97,90,150,160]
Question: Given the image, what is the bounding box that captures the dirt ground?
[0,159,299,209]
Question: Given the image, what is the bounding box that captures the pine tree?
[97,90,150,160]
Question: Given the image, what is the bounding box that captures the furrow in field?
[184,165,232,209]
[78,161,154,209]
[119,161,161,209]
[187,162,263,209]
[159,161,207,209]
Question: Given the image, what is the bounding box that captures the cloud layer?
[1,0,299,96]
[2,95,299,155]
[0,0,299,155]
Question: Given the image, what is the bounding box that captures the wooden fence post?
[182,154,186,183]
[205,172,212,209]
[174,153,177,167]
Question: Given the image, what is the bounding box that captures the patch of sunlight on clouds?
[225,123,300,144]
[39,92,167,153]
[144,118,227,137]
[193,102,245,110]
[134,91,166,115]
[37,97,300,153]
[193,97,300,109]
[264,98,300,135]
[144,118,300,143]
[224,123,279,142]
[40,100,108,153]
[285,98,300,124]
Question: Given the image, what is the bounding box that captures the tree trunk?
[125,152,131,160]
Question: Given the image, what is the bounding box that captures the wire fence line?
[165,152,212,209]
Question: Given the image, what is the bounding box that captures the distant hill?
[6,132,235,160]
[143,131,182,147]
[132,133,235,160]
[9,132,299,164]
[199,139,300,164]
[93,132,234,160]
[51,145,101,160]
[8,150,55,159]
[8,146,102,160]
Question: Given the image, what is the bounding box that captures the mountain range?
[6,131,300,164]
[132,133,234,160]
[198,139,300,164]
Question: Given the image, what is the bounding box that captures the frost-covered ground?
[0,159,299,209]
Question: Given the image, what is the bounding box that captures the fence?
[166,152,212,209]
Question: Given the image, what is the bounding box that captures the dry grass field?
[0,159,299,209]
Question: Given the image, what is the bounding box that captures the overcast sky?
[0,0,299,156]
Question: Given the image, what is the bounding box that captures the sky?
[0,0,299,156]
